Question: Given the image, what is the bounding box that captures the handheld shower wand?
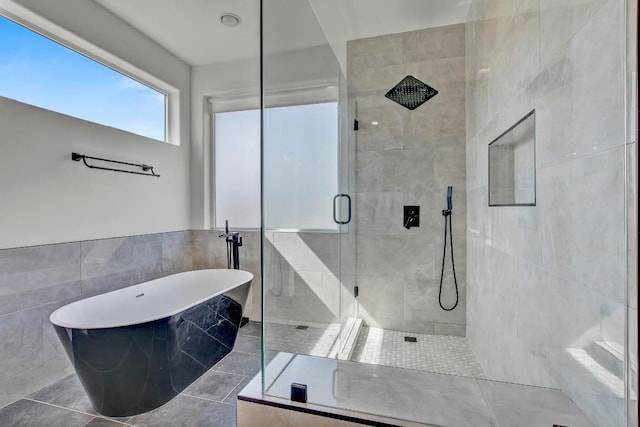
[439,186,458,311]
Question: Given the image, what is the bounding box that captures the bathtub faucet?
[218,220,243,269]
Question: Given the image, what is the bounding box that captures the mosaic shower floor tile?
[351,326,485,378]
[263,322,341,357]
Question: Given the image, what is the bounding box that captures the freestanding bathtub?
[50,269,253,417]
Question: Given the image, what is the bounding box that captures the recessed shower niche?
[488,110,536,206]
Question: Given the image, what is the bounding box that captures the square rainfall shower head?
[385,75,438,110]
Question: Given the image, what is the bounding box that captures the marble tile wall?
[465,0,631,425]
[347,24,467,335]
[0,229,263,410]
[261,231,342,327]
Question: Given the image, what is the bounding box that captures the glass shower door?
[260,0,357,394]
[335,92,358,360]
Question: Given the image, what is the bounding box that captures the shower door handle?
[333,194,352,225]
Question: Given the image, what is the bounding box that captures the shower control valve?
[404,206,420,229]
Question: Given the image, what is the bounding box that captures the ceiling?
[94,0,471,67]
[311,0,471,46]
[94,0,260,66]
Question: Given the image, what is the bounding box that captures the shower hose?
[439,210,459,311]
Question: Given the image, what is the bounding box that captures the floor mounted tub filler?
[49,269,253,417]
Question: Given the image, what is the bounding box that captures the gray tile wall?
[347,24,467,335]
[0,229,262,410]
[465,0,629,425]
[262,231,341,327]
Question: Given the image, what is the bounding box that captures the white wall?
[0,0,192,249]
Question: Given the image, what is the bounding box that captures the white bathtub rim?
[49,269,253,330]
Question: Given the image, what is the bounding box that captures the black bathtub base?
[54,294,243,417]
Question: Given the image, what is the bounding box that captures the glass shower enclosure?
[260,0,637,426]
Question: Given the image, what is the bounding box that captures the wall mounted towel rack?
[71,152,160,177]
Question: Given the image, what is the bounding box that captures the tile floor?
[0,321,596,427]
[0,321,262,427]
[351,326,485,378]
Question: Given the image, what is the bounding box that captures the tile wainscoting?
[0,229,261,409]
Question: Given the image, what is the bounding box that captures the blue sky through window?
[0,15,166,141]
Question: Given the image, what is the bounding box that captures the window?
[0,15,167,141]
[214,102,338,230]
[214,109,261,229]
